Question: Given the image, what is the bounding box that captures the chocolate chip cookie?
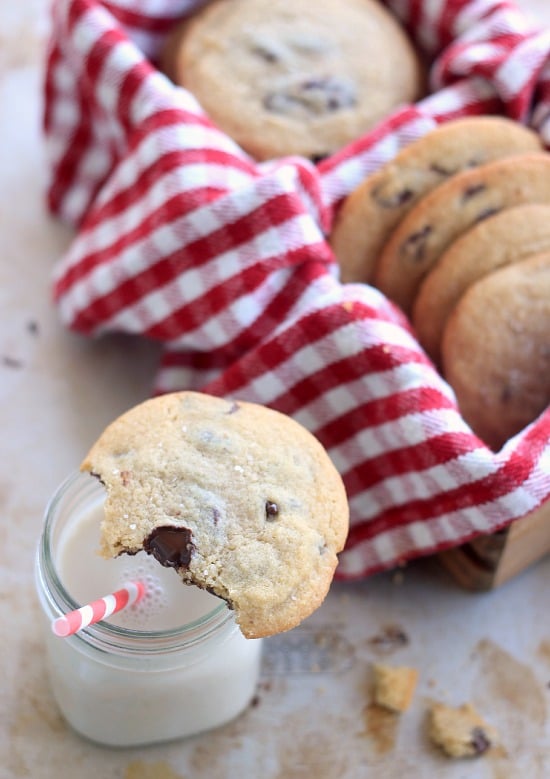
[330,117,541,285]
[441,252,550,451]
[161,0,422,160]
[81,392,349,638]
[413,203,550,365]
[374,153,550,315]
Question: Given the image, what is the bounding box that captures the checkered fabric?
[45,0,550,578]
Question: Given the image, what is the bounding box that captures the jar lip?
[38,470,233,652]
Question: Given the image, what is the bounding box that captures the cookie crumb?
[372,663,418,712]
[368,624,409,655]
[428,702,497,758]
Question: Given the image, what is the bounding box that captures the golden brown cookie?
[81,392,349,639]
[413,203,550,365]
[161,0,422,161]
[374,153,550,315]
[441,253,550,451]
[330,117,541,285]
[428,702,497,758]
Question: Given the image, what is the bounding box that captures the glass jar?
[35,472,262,747]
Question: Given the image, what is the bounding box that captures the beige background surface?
[1,2,549,778]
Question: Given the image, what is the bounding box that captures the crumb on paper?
[428,702,498,758]
[368,624,409,655]
[372,663,418,712]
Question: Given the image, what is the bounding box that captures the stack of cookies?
[330,117,550,451]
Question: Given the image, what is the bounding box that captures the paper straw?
[51,581,146,637]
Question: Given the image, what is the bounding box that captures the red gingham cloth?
[45,0,550,578]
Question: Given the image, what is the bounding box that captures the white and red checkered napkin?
[45,0,550,578]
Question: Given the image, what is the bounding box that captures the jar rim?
[37,471,235,656]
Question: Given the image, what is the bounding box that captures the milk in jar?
[35,472,263,747]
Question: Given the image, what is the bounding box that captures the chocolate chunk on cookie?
[80,392,349,638]
[330,117,541,285]
[161,0,422,161]
[374,153,550,315]
[441,253,550,451]
[413,204,550,365]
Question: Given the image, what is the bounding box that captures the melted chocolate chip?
[144,526,195,569]
[264,77,356,118]
[401,225,432,263]
[500,384,513,403]
[372,184,415,209]
[470,726,491,755]
[251,44,279,63]
[265,501,279,520]
[462,183,487,202]
[429,162,456,176]
[474,206,501,224]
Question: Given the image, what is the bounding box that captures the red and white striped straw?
[51,581,146,637]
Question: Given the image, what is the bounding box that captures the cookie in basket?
[413,203,550,365]
[81,392,349,639]
[161,0,422,161]
[330,117,541,285]
[441,252,550,451]
[374,153,550,315]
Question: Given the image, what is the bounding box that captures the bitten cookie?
[161,0,422,161]
[330,117,541,285]
[441,253,550,451]
[413,203,550,365]
[428,702,497,758]
[374,153,550,315]
[80,392,349,639]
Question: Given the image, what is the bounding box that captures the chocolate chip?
[462,183,487,202]
[474,206,501,224]
[500,384,513,403]
[264,77,356,118]
[372,184,415,209]
[120,470,131,487]
[265,501,279,520]
[251,44,279,63]
[400,225,432,263]
[144,526,195,569]
[212,507,221,526]
[429,162,456,176]
[470,726,491,755]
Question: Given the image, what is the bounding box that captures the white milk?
[56,502,219,632]
[35,472,262,747]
